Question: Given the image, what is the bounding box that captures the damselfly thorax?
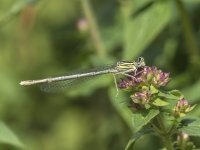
[115,57,145,74]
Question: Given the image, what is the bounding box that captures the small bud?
[77,18,89,32]
[176,132,195,149]
[118,67,145,89]
[173,98,194,117]
[151,67,170,87]
[118,78,137,89]
[131,89,151,105]
[143,66,154,82]
[177,132,189,142]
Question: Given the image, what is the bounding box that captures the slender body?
[20,68,118,85]
[20,57,145,87]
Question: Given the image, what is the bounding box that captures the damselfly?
[20,57,145,92]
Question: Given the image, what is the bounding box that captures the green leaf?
[109,87,134,131]
[180,118,200,137]
[152,98,169,106]
[150,85,158,94]
[132,109,159,131]
[185,104,197,113]
[122,0,171,59]
[158,91,180,100]
[168,90,183,97]
[0,121,24,148]
[184,0,200,3]
[125,127,153,150]
[157,91,181,110]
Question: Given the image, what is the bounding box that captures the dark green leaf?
[132,0,154,17]
[158,91,180,100]
[122,0,171,59]
[109,87,134,131]
[152,98,169,106]
[179,118,200,137]
[125,127,153,150]
[168,90,183,97]
[132,109,159,131]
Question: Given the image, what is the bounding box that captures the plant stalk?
[81,0,106,58]
[156,114,174,150]
[175,0,199,65]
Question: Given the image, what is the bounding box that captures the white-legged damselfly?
[20,57,145,92]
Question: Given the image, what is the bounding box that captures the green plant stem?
[175,0,199,65]
[81,0,106,58]
[150,122,164,135]
[168,119,178,136]
[156,114,174,150]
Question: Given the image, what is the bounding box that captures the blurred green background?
[0,0,200,149]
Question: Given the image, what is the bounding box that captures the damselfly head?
[134,57,145,68]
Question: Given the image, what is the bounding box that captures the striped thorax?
[115,57,145,72]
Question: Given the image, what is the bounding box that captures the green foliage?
[118,63,198,149]
[125,127,153,150]
[0,0,200,149]
[0,122,23,148]
[122,0,171,59]
[152,98,169,106]
[180,118,200,137]
[132,109,159,132]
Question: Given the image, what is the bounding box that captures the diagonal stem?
[175,0,199,65]
[155,114,174,150]
[81,0,106,58]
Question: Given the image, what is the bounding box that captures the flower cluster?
[118,66,170,110]
[118,66,170,89]
[117,61,198,149]
[131,89,151,105]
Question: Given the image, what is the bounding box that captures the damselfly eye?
[138,57,144,62]
[136,57,145,67]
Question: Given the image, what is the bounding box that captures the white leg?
[113,74,119,97]
[118,72,137,80]
[116,68,144,78]
[115,72,133,78]
[134,69,144,76]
